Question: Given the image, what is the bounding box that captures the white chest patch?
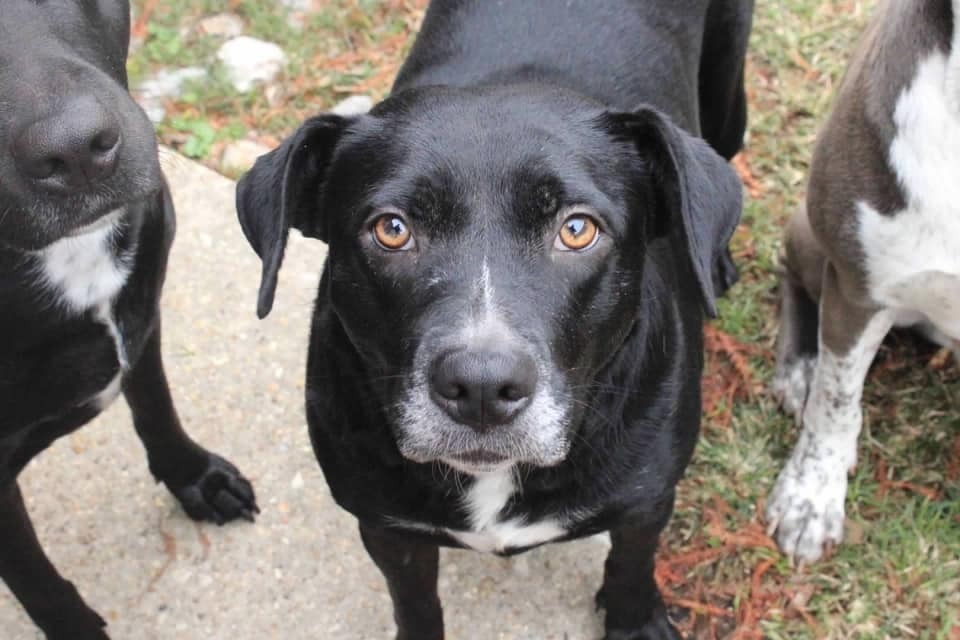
[33,211,134,406]
[389,468,567,554]
[36,213,132,314]
[860,52,960,339]
[444,470,566,553]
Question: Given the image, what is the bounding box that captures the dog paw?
[772,356,815,421]
[39,590,109,640]
[765,448,846,564]
[167,453,259,525]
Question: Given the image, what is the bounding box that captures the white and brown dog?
[767,0,960,563]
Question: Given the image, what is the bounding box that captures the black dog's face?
[325,89,653,472]
[238,86,741,474]
[0,0,161,250]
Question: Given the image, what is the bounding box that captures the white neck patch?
[463,468,516,531]
[34,210,132,314]
[386,468,570,554]
[448,468,566,553]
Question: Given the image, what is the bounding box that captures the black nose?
[429,349,538,431]
[12,96,121,193]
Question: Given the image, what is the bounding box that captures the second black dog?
[0,2,257,638]
[238,1,751,637]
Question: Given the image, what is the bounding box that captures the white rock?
[137,67,207,100]
[217,36,287,93]
[331,95,374,116]
[140,103,167,125]
[220,140,271,173]
[196,13,245,39]
[135,67,207,124]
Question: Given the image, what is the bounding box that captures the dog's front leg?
[0,481,109,639]
[359,522,444,640]
[123,322,258,524]
[597,525,679,640]
[766,263,894,563]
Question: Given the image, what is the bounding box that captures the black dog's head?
[238,85,740,474]
[0,0,161,251]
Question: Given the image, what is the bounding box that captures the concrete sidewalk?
[1,152,610,640]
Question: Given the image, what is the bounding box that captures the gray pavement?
[1,151,611,640]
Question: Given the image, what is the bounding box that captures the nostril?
[437,382,467,401]
[31,158,63,180]
[11,96,121,191]
[91,128,120,154]
[498,384,526,402]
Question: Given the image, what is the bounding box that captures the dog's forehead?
[351,87,624,215]
[371,86,608,162]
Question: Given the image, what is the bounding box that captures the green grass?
[129,0,960,636]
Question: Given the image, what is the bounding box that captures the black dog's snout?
[429,349,538,431]
[12,96,121,193]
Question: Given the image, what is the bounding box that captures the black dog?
[0,2,257,638]
[239,1,751,637]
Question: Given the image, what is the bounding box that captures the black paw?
[167,453,259,525]
[40,596,109,640]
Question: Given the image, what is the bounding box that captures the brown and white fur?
[767,0,960,563]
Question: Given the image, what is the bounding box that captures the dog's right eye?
[372,212,416,251]
[555,213,600,252]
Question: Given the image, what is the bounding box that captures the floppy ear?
[609,107,743,317]
[236,114,353,319]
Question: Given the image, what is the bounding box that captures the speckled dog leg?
[767,266,894,564]
[773,205,824,423]
[772,355,816,423]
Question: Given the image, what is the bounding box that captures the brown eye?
[372,213,414,251]
[555,214,599,251]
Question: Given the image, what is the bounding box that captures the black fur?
[237,1,751,638]
[0,2,257,638]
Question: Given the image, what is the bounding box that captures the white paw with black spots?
[772,356,815,422]
[765,436,847,564]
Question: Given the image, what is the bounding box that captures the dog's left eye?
[554,213,600,251]
[372,212,416,251]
